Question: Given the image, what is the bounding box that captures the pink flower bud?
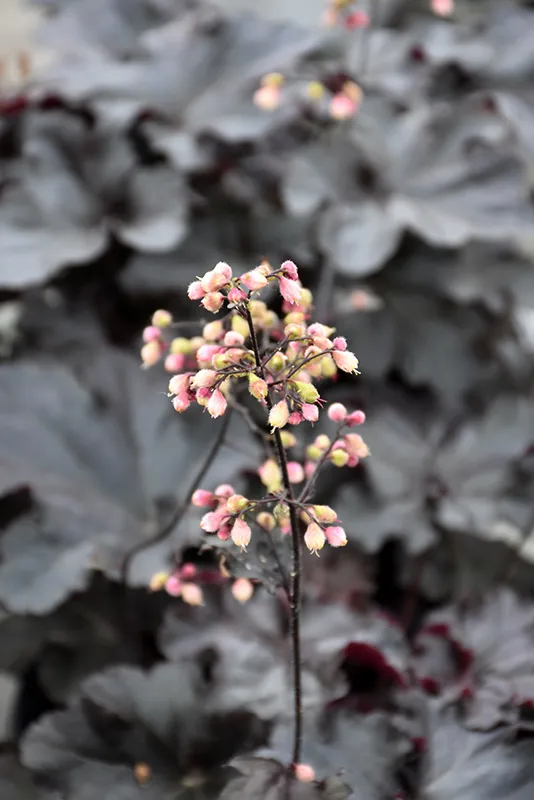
[240,269,268,291]
[253,85,280,110]
[200,511,227,533]
[294,763,315,783]
[227,286,247,305]
[180,563,197,579]
[256,511,275,531]
[207,389,227,418]
[201,292,225,313]
[344,433,370,459]
[281,260,299,281]
[224,331,245,346]
[348,455,359,468]
[196,344,223,366]
[248,374,268,402]
[152,309,172,328]
[168,373,190,395]
[345,10,369,29]
[191,489,216,507]
[191,369,219,389]
[181,583,204,606]
[287,461,305,483]
[172,391,192,413]
[431,0,454,16]
[347,410,366,426]
[333,336,347,351]
[304,460,316,479]
[164,353,185,373]
[232,578,254,604]
[328,403,348,423]
[165,575,182,596]
[301,404,319,423]
[325,525,347,547]
[217,524,231,540]
[304,522,326,555]
[268,399,290,431]
[201,261,232,293]
[231,518,252,549]
[329,93,358,120]
[279,276,302,305]
[188,281,206,300]
[307,323,333,337]
[143,325,161,343]
[141,340,162,368]
[333,350,359,374]
[215,484,235,498]
[289,411,303,425]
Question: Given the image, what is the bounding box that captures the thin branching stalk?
[244,304,303,766]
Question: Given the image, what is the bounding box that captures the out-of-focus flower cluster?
[253,69,362,121]
[142,259,368,560]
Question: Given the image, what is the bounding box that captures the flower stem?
[244,305,303,766]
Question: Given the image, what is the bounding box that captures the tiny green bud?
[331,449,350,467]
[170,337,191,355]
[293,381,319,404]
[306,445,322,461]
[280,430,297,448]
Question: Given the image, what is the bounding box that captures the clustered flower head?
[142,258,369,559]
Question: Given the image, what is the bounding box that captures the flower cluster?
[143,258,368,559]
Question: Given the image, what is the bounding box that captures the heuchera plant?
[141,258,369,774]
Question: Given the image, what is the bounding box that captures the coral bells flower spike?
[279,276,302,305]
[269,400,290,431]
[333,350,360,373]
[240,269,269,291]
[325,526,348,547]
[328,402,348,423]
[231,517,252,549]
[304,522,326,555]
[188,280,206,300]
[207,389,227,418]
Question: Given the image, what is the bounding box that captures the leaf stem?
[243,304,303,766]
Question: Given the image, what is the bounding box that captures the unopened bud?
[280,430,297,448]
[134,763,152,785]
[164,353,185,372]
[267,353,286,372]
[293,381,320,404]
[181,583,204,606]
[331,449,349,467]
[203,320,224,341]
[232,578,254,604]
[294,763,315,783]
[152,309,172,328]
[328,402,348,423]
[268,399,290,431]
[170,337,192,355]
[165,575,182,596]
[227,494,249,513]
[149,571,169,592]
[347,410,366,426]
[191,489,215,507]
[306,445,322,461]
[256,511,275,531]
[231,315,250,339]
[313,505,338,523]
[143,325,161,343]
[141,340,162,368]
[287,462,305,483]
[231,518,252,549]
[304,522,326,555]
